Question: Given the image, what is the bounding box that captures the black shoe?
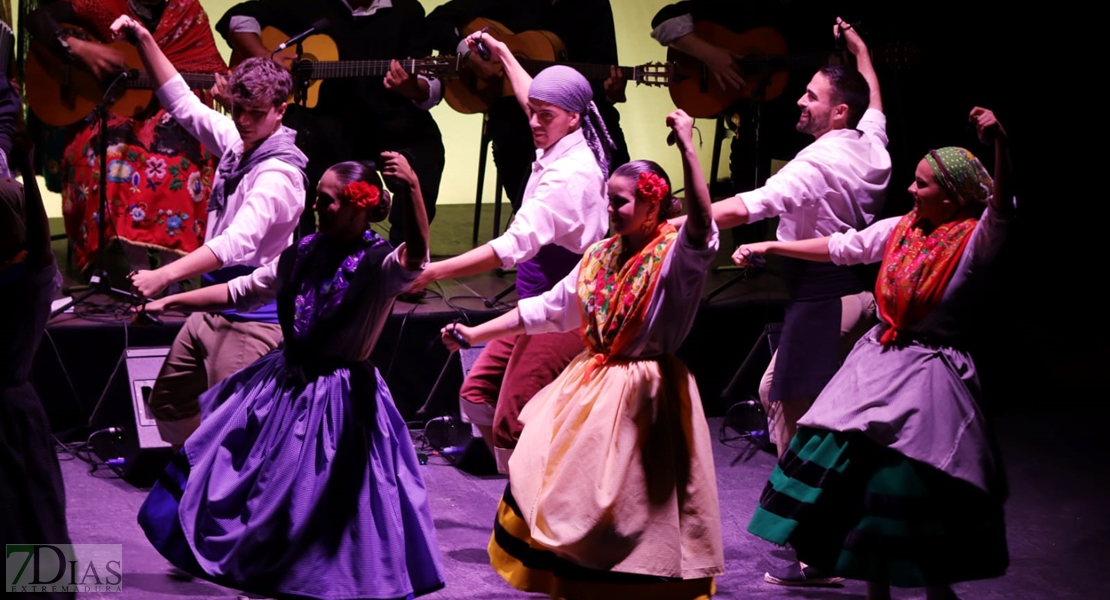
[764,562,844,586]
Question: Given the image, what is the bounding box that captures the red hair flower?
[343,181,381,210]
[637,172,668,204]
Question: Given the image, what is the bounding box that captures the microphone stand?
[704,76,773,303]
[51,71,144,319]
[288,39,312,107]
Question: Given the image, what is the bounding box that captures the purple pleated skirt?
[139,350,445,599]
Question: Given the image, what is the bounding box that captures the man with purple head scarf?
[527,65,617,179]
[414,37,613,474]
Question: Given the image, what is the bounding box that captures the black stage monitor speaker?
[91,346,174,485]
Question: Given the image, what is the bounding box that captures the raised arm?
[970,107,1013,216]
[109,16,179,91]
[666,110,713,246]
[837,17,881,113]
[466,32,532,113]
[380,152,429,270]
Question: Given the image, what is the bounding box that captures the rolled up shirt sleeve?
[518,263,583,335]
[857,108,889,148]
[413,75,442,110]
[203,163,305,267]
[227,261,279,312]
[227,15,261,34]
[828,216,899,266]
[740,158,829,224]
[651,13,694,46]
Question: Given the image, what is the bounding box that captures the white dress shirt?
[486,129,608,269]
[156,75,305,269]
[741,108,890,241]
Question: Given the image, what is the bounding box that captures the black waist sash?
[770,257,869,402]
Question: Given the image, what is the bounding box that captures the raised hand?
[464,44,504,80]
[465,31,509,67]
[109,14,151,47]
[969,107,1006,144]
[380,151,418,187]
[834,17,868,59]
[210,73,231,111]
[665,109,696,152]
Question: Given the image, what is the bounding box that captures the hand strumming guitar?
[65,36,127,80]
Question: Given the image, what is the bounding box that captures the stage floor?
[53,406,1109,600]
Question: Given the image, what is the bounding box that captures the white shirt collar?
[535,128,587,169]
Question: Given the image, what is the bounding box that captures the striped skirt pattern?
[748,428,1008,587]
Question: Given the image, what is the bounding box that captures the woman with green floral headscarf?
[735,107,1015,600]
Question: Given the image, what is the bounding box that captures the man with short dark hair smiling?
[673,17,891,587]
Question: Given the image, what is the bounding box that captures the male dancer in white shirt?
[120,14,307,448]
[681,18,889,586]
[413,32,614,475]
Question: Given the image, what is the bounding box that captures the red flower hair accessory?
[343,181,381,210]
[637,172,668,204]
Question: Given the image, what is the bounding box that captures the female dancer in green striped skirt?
[736,106,1014,600]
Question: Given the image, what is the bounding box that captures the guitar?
[25,26,225,127]
[25,25,458,126]
[233,27,458,109]
[443,17,672,115]
[668,22,919,118]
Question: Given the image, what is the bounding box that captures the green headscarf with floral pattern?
[924,146,993,211]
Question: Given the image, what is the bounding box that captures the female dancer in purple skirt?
[136,152,444,600]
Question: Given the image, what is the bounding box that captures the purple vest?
[515,244,582,300]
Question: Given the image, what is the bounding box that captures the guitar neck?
[293,58,457,80]
[124,58,455,91]
[517,58,631,82]
[123,70,219,91]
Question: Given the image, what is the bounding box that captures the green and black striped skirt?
[748,428,1008,587]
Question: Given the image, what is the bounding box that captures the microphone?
[273,18,329,53]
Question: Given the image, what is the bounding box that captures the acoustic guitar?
[25,26,225,127]
[26,25,458,126]
[232,27,458,109]
[668,22,919,118]
[443,17,672,115]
